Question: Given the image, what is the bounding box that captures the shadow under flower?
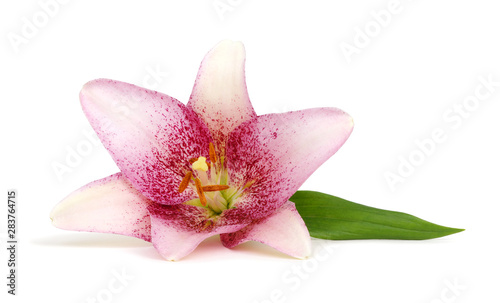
[180,235,297,261]
[33,233,299,261]
[31,233,151,248]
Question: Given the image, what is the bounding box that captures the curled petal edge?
[148,203,247,261]
[221,201,312,259]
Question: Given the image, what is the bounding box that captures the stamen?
[202,185,230,192]
[209,142,217,164]
[178,171,192,193]
[189,158,198,164]
[194,178,207,206]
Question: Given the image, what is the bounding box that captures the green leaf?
[290,191,464,240]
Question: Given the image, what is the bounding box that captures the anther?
[178,171,192,193]
[202,185,230,192]
[209,142,217,164]
[194,178,207,206]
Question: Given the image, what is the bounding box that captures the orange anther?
[209,142,217,164]
[202,185,230,192]
[194,178,207,206]
[178,171,192,193]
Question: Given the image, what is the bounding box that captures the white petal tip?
[297,251,312,260]
[213,39,245,51]
[49,205,63,228]
[207,40,246,63]
[80,78,102,95]
[294,243,312,260]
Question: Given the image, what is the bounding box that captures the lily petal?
[148,203,248,260]
[50,173,153,241]
[80,79,212,205]
[226,108,354,219]
[221,201,312,259]
[187,40,256,153]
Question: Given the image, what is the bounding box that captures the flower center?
[178,142,250,214]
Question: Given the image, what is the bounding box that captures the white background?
[1,0,499,302]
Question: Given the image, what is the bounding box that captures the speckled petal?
[80,79,212,205]
[225,108,354,220]
[187,40,256,153]
[50,173,153,241]
[148,203,248,260]
[221,201,311,258]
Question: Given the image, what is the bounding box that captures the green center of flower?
[178,142,252,215]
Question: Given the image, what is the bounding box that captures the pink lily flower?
[50,40,354,261]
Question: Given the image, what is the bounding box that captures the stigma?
[192,157,208,172]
